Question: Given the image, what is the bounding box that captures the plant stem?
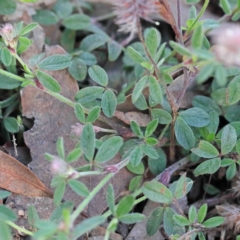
[186,0,210,34]
[0,69,25,82]
[94,12,115,21]
[104,230,111,240]
[70,173,113,224]
[158,123,170,141]
[45,90,76,108]
[6,221,33,236]
[178,228,200,240]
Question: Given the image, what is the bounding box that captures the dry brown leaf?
[0,150,52,198]
[114,110,151,127]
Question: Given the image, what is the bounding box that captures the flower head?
[213,25,240,66]
[50,156,68,175]
[0,23,17,50]
[113,0,158,40]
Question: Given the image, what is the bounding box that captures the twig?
[178,228,200,240]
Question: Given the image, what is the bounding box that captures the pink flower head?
[50,157,68,175]
[113,0,158,40]
[0,23,17,49]
[213,25,240,66]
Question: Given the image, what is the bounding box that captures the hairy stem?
[6,221,33,236]
[71,173,114,224]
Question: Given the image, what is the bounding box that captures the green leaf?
[221,158,234,167]
[145,28,160,57]
[130,121,143,137]
[0,205,17,221]
[74,103,85,123]
[141,145,158,159]
[148,148,167,175]
[145,137,158,145]
[75,86,104,104]
[203,183,220,195]
[0,73,21,90]
[54,183,66,206]
[149,76,162,105]
[221,125,237,155]
[79,52,97,65]
[63,14,90,30]
[3,117,19,133]
[142,181,173,203]
[68,179,89,197]
[198,203,207,223]
[119,213,145,224]
[36,70,61,93]
[33,10,59,25]
[0,222,11,240]
[38,55,71,71]
[86,106,100,123]
[169,41,192,57]
[179,107,210,127]
[173,214,190,226]
[60,29,76,52]
[0,0,16,14]
[81,123,95,161]
[108,40,122,62]
[197,64,215,84]
[134,93,148,110]
[0,190,11,199]
[191,140,219,158]
[163,207,185,236]
[226,163,236,180]
[191,24,203,48]
[116,196,135,217]
[69,58,87,81]
[53,1,73,19]
[145,119,158,137]
[188,206,197,223]
[27,206,39,227]
[127,46,147,65]
[227,75,240,104]
[127,161,145,174]
[20,22,38,35]
[18,37,33,54]
[56,137,65,159]
[95,136,123,163]
[73,216,105,238]
[66,148,82,162]
[151,108,172,124]
[88,65,108,86]
[80,33,108,52]
[203,217,225,228]
[174,173,190,199]
[129,176,142,192]
[220,0,231,14]
[194,157,221,176]
[132,76,148,103]
[1,48,12,67]
[130,146,143,166]
[106,184,115,215]
[101,89,117,117]
[175,117,196,150]
[192,96,221,115]
[146,207,164,236]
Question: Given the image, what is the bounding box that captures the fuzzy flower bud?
[0,23,17,50]
[113,0,158,39]
[104,165,119,173]
[213,25,240,66]
[50,157,68,175]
